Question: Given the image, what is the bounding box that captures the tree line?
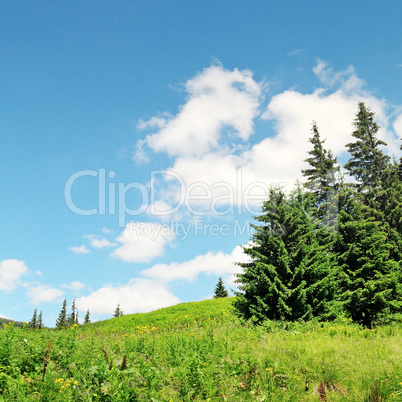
[27,300,126,329]
[234,102,402,327]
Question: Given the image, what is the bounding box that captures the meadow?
[1,298,402,401]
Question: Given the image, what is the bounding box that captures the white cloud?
[287,49,304,56]
[137,114,170,130]
[101,227,113,234]
[75,278,181,315]
[90,238,117,248]
[35,270,43,277]
[26,285,63,305]
[141,245,250,283]
[135,64,262,159]
[312,59,365,92]
[0,259,28,291]
[0,313,11,319]
[62,281,86,291]
[393,114,402,138]
[141,62,401,221]
[111,221,175,263]
[69,245,90,254]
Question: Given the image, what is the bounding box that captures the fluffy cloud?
[26,284,63,305]
[393,114,402,137]
[0,259,28,291]
[62,281,86,291]
[75,278,181,315]
[90,238,117,248]
[135,64,262,159]
[138,61,401,220]
[111,221,175,263]
[69,245,90,254]
[141,245,250,283]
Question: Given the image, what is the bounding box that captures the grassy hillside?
[0,317,24,328]
[1,298,402,400]
[91,297,232,332]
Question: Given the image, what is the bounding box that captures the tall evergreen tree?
[29,309,37,329]
[334,188,402,327]
[37,311,43,329]
[75,310,79,325]
[344,102,390,192]
[374,162,402,262]
[113,304,123,318]
[399,138,402,180]
[234,185,337,324]
[214,277,228,298]
[56,299,67,329]
[67,299,77,326]
[302,121,341,225]
[84,309,91,324]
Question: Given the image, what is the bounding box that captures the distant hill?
[0,317,25,328]
[87,297,233,332]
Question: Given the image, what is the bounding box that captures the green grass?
[1,298,402,400]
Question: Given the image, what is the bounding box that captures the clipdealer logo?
[64,169,274,227]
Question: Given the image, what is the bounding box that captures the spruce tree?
[67,299,76,326]
[113,304,123,318]
[37,311,43,329]
[214,277,228,298]
[334,188,402,327]
[234,185,337,324]
[374,162,402,262]
[56,299,67,329]
[399,138,402,180]
[29,309,37,329]
[84,309,91,324]
[344,102,390,192]
[302,121,341,225]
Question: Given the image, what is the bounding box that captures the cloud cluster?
[69,245,90,254]
[111,221,175,263]
[26,284,63,305]
[75,278,181,315]
[134,61,401,220]
[135,64,262,160]
[0,259,28,291]
[141,245,248,282]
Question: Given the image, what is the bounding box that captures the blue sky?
[1,1,401,326]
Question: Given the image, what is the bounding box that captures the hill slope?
[91,297,232,332]
[1,297,402,400]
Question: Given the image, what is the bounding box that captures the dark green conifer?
[113,304,123,318]
[334,188,402,327]
[344,102,390,192]
[84,309,91,324]
[55,299,67,329]
[234,185,337,324]
[67,299,77,326]
[29,309,37,329]
[302,121,341,225]
[214,277,228,298]
[37,311,43,329]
